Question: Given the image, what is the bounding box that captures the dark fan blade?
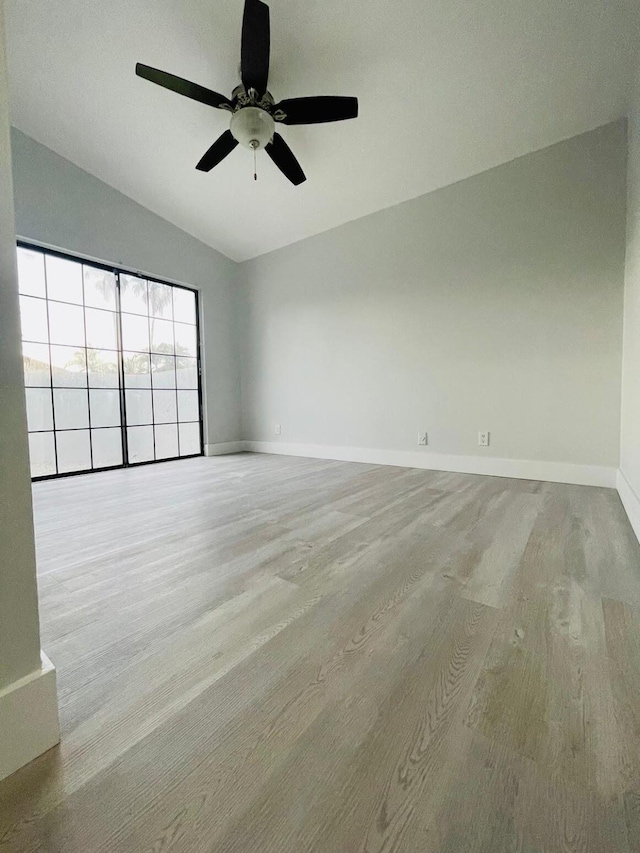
[265,133,306,185]
[274,96,358,125]
[196,131,239,172]
[136,63,232,110]
[241,0,270,94]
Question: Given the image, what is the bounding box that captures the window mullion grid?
[114,271,129,467]
[80,265,93,471]
[148,284,157,462]
[41,255,59,475]
[195,289,204,456]
[173,313,180,457]
[18,244,203,477]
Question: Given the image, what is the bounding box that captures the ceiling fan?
[135,0,358,186]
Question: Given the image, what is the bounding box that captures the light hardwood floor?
[1,453,640,852]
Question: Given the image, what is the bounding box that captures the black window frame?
[17,241,205,481]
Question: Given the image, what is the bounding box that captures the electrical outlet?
[418,432,428,446]
[478,431,490,447]
[275,424,281,436]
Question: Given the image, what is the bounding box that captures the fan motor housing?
[230,105,275,150]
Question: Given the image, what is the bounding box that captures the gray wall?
[10,129,241,447]
[0,7,42,688]
[240,122,627,467]
[8,121,630,472]
[621,75,640,497]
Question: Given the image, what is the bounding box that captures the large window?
[17,244,203,479]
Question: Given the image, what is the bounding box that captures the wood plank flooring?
[0,453,639,852]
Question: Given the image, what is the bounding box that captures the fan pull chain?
[253,147,257,181]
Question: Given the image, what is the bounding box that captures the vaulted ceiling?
[4,0,639,261]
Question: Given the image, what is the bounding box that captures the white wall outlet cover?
[418,432,428,446]
[275,424,282,435]
[478,431,490,446]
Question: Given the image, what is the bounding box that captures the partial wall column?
[0,0,59,782]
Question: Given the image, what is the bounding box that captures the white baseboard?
[0,652,60,782]
[617,469,640,544]
[243,441,617,488]
[204,441,247,457]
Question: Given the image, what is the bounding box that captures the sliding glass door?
[17,244,203,479]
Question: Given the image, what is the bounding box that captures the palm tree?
[123,351,149,374]
[63,349,118,384]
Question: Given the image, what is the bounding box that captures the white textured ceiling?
[4,0,639,261]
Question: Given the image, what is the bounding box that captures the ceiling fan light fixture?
[230,107,275,150]
[135,0,359,184]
